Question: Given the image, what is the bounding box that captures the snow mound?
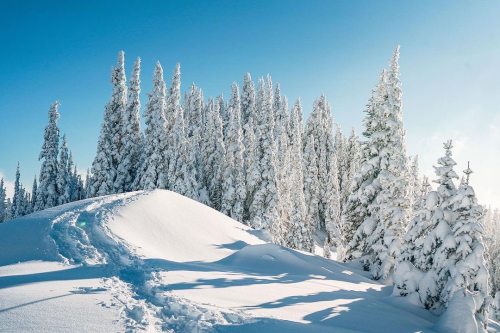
[0,189,477,332]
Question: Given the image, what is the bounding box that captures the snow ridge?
[47,191,247,332]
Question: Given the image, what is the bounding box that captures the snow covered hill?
[0,190,497,332]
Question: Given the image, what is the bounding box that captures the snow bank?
[0,189,460,332]
[436,289,480,333]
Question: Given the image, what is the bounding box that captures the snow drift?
[0,190,497,332]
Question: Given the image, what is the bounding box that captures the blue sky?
[1,1,500,206]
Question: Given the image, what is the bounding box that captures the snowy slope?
[0,190,496,332]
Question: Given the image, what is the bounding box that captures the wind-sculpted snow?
[1,189,496,332]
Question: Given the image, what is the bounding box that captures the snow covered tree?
[417,140,461,310]
[30,176,37,213]
[89,51,127,196]
[334,126,347,207]
[484,207,500,312]
[116,57,142,192]
[396,149,491,330]
[56,135,70,205]
[185,84,207,203]
[443,163,490,329]
[35,101,60,210]
[324,151,342,253]
[341,74,386,261]
[273,83,286,144]
[84,169,91,199]
[167,84,201,200]
[248,76,282,236]
[275,95,293,242]
[342,47,410,279]
[185,84,204,138]
[164,63,182,188]
[10,163,22,218]
[340,129,361,208]
[303,95,338,238]
[74,167,86,201]
[221,83,246,221]
[138,62,169,190]
[241,73,257,224]
[408,156,421,216]
[282,99,313,252]
[289,98,304,143]
[241,73,255,132]
[0,179,6,222]
[67,154,80,202]
[89,122,112,197]
[395,141,458,304]
[109,50,128,193]
[303,134,320,236]
[202,99,226,210]
[218,94,229,138]
[413,176,431,212]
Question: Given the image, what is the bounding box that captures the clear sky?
[1,1,500,207]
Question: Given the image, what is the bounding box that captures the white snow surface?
[0,190,498,332]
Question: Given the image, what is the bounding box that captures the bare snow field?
[0,190,497,332]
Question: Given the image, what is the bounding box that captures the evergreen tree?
[334,126,347,209]
[116,57,142,192]
[273,83,285,144]
[89,118,112,197]
[185,84,204,138]
[484,207,500,309]
[75,167,86,200]
[343,48,410,279]
[443,163,490,329]
[139,62,169,190]
[303,95,336,232]
[341,129,361,208]
[282,101,313,252]
[0,179,6,222]
[241,73,257,224]
[241,73,255,132]
[4,198,12,220]
[35,101,60,210]
[30,176,37,213]
[84,169,91,199]
[164,63,182,188]
[394,141,459,307]
[221,83,246,221]
[202,99,226,210]
[341,76,385,261]
[90,51,127,196]
[67,153,74,201]
[109,50,128,193]
[10,163,22,218]
[56,135,70,205]
[185,84,208,203]
[303,134,320,236]
[409,156,421,215]
[248,76,281,237]
[395,147,491,330]
[324,150,342,253]
[289,98,304,144]
[275,96,292,243]
[23,190,31,215]
[218,94,229,138]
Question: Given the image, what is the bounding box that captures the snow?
[437,289,480,333]
[0,189,498,332]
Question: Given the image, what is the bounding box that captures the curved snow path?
[0,190,462,332]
